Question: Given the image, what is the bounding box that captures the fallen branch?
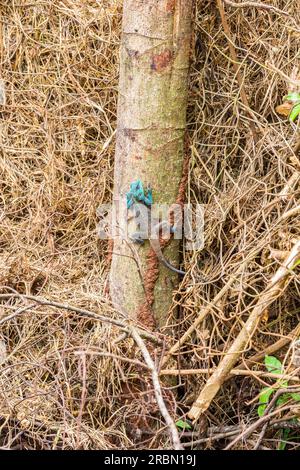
[187,239,300,422]
[217,0,258,141]
[0,290,162,345]
[279,204,300,223]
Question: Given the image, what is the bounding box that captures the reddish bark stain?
[166,0,176,13]
[151,49,172,72]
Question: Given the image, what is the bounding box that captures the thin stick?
[217,0,258,140]
[72,350,149,369]
[160,368,300,383]
[254,387,300,449]
[279,204,300,223]
[0,291,162,345]
[0,304,36,325]
[162,248,259,367]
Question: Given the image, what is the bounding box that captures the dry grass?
[0,0,299,450]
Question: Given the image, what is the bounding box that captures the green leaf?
[284,92,300,102]
[258,387,274,416]
[289,102,300,122]
[264,355,283,374]
[278,429,290,450]
[290,393,300,402]
[175,419,192,430]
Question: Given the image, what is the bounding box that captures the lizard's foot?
[130,233,145,244]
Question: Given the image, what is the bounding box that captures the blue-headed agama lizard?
[128,202,186,276]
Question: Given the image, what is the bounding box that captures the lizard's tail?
[163,259,186,276]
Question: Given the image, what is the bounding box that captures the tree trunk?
[110,0,193,329]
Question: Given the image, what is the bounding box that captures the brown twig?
[0,303,37,325]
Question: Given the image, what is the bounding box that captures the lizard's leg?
[130,231,147,244]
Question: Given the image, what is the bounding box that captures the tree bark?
[110,0,193,329]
